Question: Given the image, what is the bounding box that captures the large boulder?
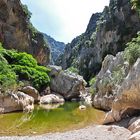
[104,58,140,123]
[93,52,129,111]
[128,117,140,133]
[129,131,140,140]
[0,91,34,113]
[48,65,87,100]
[40,94,65,104]
[80,88,92,105]
[21,86,40,103]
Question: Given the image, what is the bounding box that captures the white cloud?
[21,0,109,43]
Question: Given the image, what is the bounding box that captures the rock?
[43,34,65,64]
[40,94,65,104]
[128,117,140,133]
[104,111,115,124]
[93,52,128,111]
[0,0,50,65]
[16,91,34,113]
[21,86,40,103]
[40,86,51,96]
[129,131,140,140]
[49,65,87,100]
[103,58,140,123]
[80,88,92,105]
[79,105,86,110]
[0,91,34,113]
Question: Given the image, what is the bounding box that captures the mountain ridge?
[43,33,65,64]
[56,0,140,81]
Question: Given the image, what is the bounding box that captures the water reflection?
[39,103,64,110]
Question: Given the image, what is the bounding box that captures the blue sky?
[21,0,110,43]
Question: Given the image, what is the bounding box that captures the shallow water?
[0,102,105,136]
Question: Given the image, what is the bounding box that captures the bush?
[0,43,51,90]
[89,77,96,86]
[12,65,50,90]
[124,33,140,65]
[111,65,126,85]
[4,50,37,67]
[131,0,140,9]
[131,0,140,14]
[21,4,32,19]
[0,59,17,92]
[89,77,96,95]
[66,66,79,74]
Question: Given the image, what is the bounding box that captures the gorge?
[0,0,140,139]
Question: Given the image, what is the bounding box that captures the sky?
[21,0,110,43]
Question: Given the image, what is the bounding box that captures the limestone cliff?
[57,0,140,81]
[0,0,50,65]
[93,33,140,123]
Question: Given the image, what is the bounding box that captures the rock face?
[57,0,140,81]
[110,58,140,121]
[80,88,92,105]
[129,132,140,140]
[21,86,40,103]
[128,117,140,134]
[104,58,140,123]
[93,52,129,110]
[93,47,140,123]
[40,94,65,104]
[43,34,65,64]
[49,65,87,100]
[0,0,50,65]
[0,91,34,113]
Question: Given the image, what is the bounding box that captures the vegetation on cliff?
[57,0,140,82]
[0,43,50,92]
[124,33,140,65]
[131,0,140,14]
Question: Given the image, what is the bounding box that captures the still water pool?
[0,102,105,136]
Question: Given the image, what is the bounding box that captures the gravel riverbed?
[0,125,131,140]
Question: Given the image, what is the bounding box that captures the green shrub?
[0,43,17,91]
[0,43,50,90]
[89,77,96,86]
[21,4,37,36]
[21,4,32,19]
[111,65,125,85]
[4,50,37,67]
[66,66,79,74]
[131,0,140,9]
[124,33,140,65]
[131,0,140,14]
[12,65,50,90]
[89,77,96,95]
[0,59,17,92]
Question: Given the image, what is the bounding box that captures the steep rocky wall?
[103,58,140,123]
[57,0,140,81]
[0,0,50,65]
[93,33,140,123]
